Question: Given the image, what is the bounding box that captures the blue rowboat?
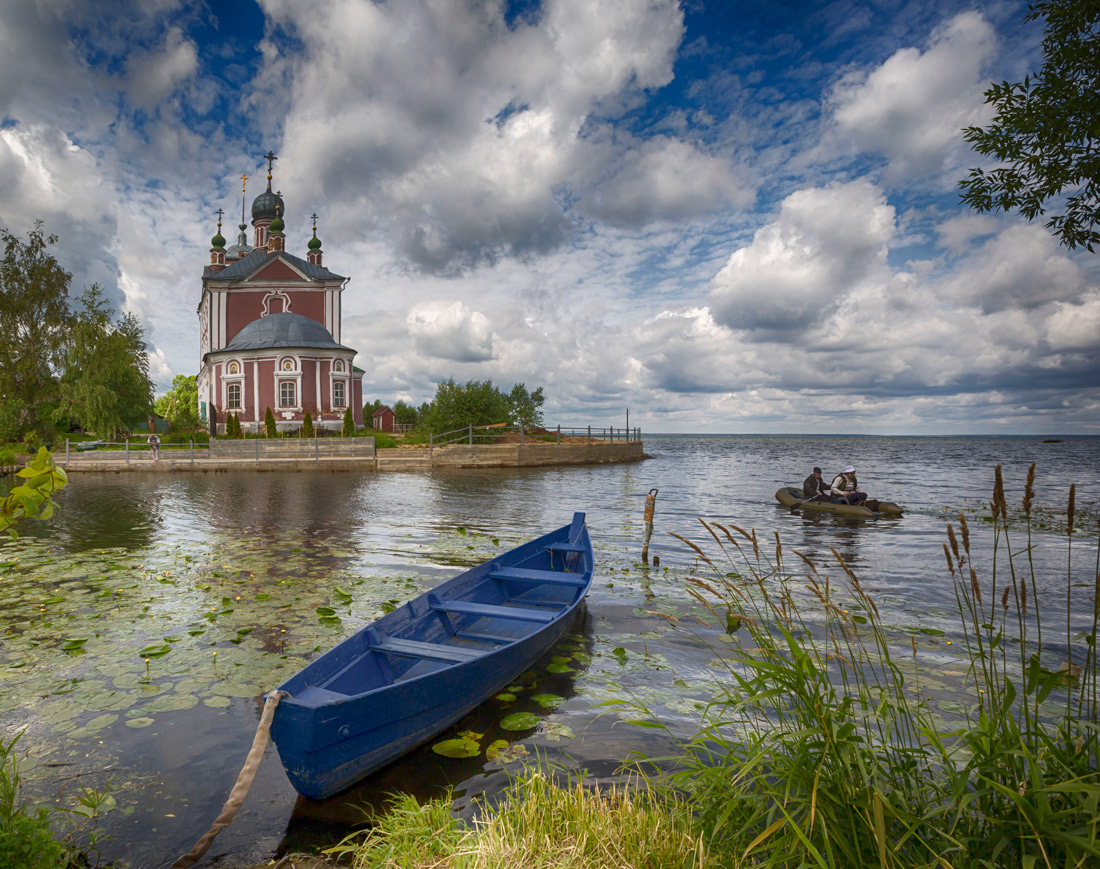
[270,512,594,800]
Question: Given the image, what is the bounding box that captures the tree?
[265,407,277,438]
[342,406,355,436]
[302,410,314,438]
[0,222,72,439]
[363,399,384,421]
[393,400,419,425]
[418,379,545,433]
[505,383,545,428]
[0,448,67,538]
[54,284,152,439]
[154,375,199,430]
[959,0,1100,250]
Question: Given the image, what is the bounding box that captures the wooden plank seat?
[546,542,587,553]
[489,566,587,587]
[367,631,487,664]
[430,596,560,624]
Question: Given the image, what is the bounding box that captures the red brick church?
[197,153,364,433]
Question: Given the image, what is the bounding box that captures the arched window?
[280,381,296,408]
[227,383,242,409]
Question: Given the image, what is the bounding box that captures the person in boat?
[802,467,828,500]
[829,465,866,505]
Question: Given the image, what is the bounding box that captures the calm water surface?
[1,435,1097,867]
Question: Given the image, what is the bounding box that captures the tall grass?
[647,463,1099,867]
[328,771,705,868]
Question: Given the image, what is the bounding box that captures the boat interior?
[284,519,590,704]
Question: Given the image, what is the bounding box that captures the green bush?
[264,407,276,438]
[302,411,314,438]
[1,734,67,868]
[0,445,16,466]
[342,407,354,437]
[360,429,397,448]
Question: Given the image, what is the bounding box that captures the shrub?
[1,733,67,868]
[302,411,314,438]
[264,407,276,438]
[342,406,354,437]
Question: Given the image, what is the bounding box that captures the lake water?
[1,435,1097,866]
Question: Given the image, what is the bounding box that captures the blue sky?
[1,0,1096,434]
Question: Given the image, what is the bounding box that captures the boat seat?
[431,597,559,624]
[368,633,486,664]
[489,567,587,587]
[546,542,586,553]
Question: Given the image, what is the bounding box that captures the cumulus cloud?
[124,26,199,109]
[260,0,690,273]
[406,300,495,363]
[708,179,896,334]
[829,11,996,179]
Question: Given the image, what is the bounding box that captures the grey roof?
[219,313,353,353]
[204,248,345,282]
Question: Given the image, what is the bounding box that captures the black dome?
[252,189,285,222]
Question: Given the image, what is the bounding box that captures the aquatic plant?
[327,770,705,868]
[638,463,1100,867]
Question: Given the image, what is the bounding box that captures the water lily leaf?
[495,693,516,702]
[499,712,540,731]
[126,717,155,728]
[920,628,946,637]
[551,655,572,664]
[546,663,572,674]
[456,527,467,536]
[139,644,171,658]
[334,587,353,601]
[485,739,510,760]
[431,737,480,758]
[61,638,88,652]
[541,722,574,742]
[530,693,564,709]
[316,606,336,616]
[489,742,528,763]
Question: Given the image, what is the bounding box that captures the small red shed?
[372,406,396,432]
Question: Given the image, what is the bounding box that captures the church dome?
[252,188,285,223]
[222,313,350,352]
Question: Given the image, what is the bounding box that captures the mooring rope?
[169,690,288,869]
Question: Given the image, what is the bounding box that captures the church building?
[197,154,364,433]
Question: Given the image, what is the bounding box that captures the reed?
[641,464,1100,868]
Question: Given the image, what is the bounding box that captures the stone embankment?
[57,438,644,473]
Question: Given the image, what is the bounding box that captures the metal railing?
[429,423,642,457]
[64,438,210,465]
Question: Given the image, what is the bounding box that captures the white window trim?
[261,291,292,317]
[278,379,300,410]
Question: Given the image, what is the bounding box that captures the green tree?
[393,400,419,425]
[363,399,384,422]
[0,222,72,439]
[154,374,199,430]
[505,383,545,427]
[342,406,355,436]
[54,284,152,439]
[265,407,276,438]
[959,0,1100,250]
[302,410,314,438]
[0,448,67,539]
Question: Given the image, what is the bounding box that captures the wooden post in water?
[641,488,658,564]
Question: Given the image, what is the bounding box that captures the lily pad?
[499,712,540,731]
[495,693,517,702]
[126,717,156,729]
[530,693,564,709]
[485,739,510,760]
[488,742,528,763]
[431,737,480,758]
[541,722,575,742]
[546,662,572,674]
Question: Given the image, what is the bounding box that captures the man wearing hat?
[802,467,827,501]
[830,466,866,505]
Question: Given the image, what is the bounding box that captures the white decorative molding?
[261,291,292,317]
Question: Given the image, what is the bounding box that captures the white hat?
[843,465,855,473]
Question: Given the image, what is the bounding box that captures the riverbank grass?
[328,771,705,868]
[644,461,1098,867]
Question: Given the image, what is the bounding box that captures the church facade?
[197,157,364,434]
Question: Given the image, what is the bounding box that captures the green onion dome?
[308,229,322,250]
[269,213,285,233]
[211,231,226,249]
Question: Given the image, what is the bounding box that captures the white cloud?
[708,179,896,333]
[406,300,495,363]
[829,11,996,179]
[124,26,199,109]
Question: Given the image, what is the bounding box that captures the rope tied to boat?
[169,690,289,869]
